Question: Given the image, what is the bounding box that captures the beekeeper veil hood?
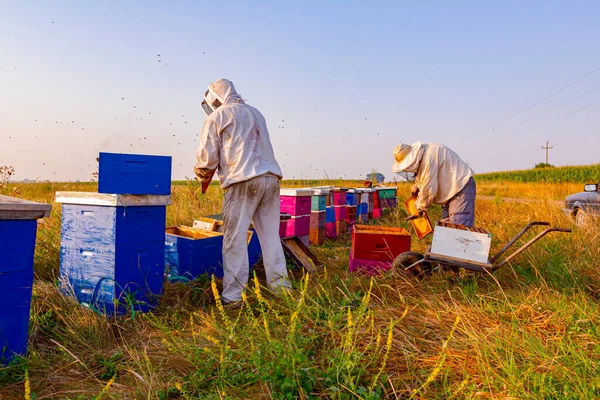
[201,78,245,116]
[392,141,424,174]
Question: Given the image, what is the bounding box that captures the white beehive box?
[430,225,492,264]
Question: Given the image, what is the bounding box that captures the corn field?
[476,164,600,183]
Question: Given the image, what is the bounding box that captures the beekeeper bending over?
[393,142,476,227]
[195,78,291,306]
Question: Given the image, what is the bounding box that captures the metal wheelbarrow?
[392,221,572,276]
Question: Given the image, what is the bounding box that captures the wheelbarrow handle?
[492,226,571,270]
[553,227,572,233]
[490,221,550,263]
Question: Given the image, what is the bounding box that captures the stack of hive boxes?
[378,187,398,209]
[333,188,348,236]
[362,188,376,220]
[310,189,327,245]
[56,152,172,315]
[357,189,369,222]
[0,196,51,363]
[345,189,359,234]
[372,189,383,219]
[349,225,411,274]
[322,188,337,239]
[279,188,312,246]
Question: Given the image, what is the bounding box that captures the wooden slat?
[55,192,171,207]
[426,251,493,269]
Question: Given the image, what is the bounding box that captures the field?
[1,179,599,399]
[475,164,600,184]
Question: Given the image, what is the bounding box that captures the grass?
[1,179,599,399]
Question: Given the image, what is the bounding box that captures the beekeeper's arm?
[194,119,220,186]
[415,152,439,212]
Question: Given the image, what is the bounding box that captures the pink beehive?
[283,215,310,237]
[279,188,313,216]
[348,251,393,275]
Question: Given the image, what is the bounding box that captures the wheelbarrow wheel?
[392,251,433,277]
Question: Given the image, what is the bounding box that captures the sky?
[1,1,599,182]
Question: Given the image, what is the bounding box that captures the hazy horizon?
[2,1,599,182]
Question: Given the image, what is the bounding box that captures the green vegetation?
[476,163,600,183]
[1,180,599,398]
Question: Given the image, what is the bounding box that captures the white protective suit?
[392,142,474,212]
[195,79,283,189]
[195,79,290,303]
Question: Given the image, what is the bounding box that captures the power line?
[474,64,600,137]
[485,82,600,140]
[491,97,600,143]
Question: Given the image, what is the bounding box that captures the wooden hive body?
[57,193,169,315]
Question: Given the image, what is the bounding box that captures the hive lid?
[0,195,52,219]
[311,188,331,195]
[55,192,171,206]
[312,185,335,190]
[280,188,314,197]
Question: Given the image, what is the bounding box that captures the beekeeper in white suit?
[392,142,477,227]
[195,78,291,305]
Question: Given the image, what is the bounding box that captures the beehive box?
[280,188,313,216]
[310,211,326,229]
[56,192,170,315]
[311,195,327,212]
[346,205,357,223]
[98,152,172,195]
[381,197,398,209]
[430,223,492,263]
[192,217,262,268]
[332,188,348,206]
[378,188,397,200]
[326,222,337,239]
[0,196,51,363]
[372,208,383,219]
[346,190,359,206]
[351,225,411,261]
[282,215,310,237]
[325,206,335,223]
[334,205,347,221]
[166,226,260,279]
[309,227,326,246]
[166,227,224,279]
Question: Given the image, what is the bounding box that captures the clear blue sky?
[1,1,599,182]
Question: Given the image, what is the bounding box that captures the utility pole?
[541,140,553,165]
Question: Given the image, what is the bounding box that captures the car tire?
[392,251,433,277]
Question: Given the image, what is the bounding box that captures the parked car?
[565,182,600,225]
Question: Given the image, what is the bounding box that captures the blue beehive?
[56,192,170,315]
[0,195,51,363]
[166,226,262,280]
[325,206,335,223]
[98,153,172,195]
[346,191,359,206]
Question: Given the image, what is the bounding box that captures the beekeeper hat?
[392,141,423,173]
[394,143,411,163]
